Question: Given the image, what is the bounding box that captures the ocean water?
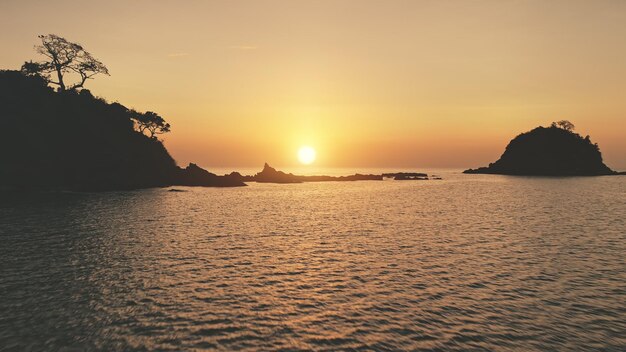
[1,171,625,351]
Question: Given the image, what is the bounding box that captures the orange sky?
[1,0,625,170]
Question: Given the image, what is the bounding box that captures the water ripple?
[1,173,625,350]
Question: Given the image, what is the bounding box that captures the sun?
[297,146,316,165]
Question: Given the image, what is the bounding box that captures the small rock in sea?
[168,189,186,192]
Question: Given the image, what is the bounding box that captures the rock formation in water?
[464,123,617,176]
[249,163,305,183]
[239,163,443,183]
[382,172,429,180]
[177,163,245,187]
[241,163,383,183]
[0,70,245,191]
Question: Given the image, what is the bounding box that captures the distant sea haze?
[207,166,460,177]
[1,171,624,350]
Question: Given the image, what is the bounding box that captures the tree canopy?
[131,111,171,139]
[21,34,109,91]
[16,35,171,140]
[551,120,575,132]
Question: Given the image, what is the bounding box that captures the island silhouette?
[464,121,620,176]
[1,35,623,191]
[0,70,247,190]
[0,69,437,191]
[220,164,442,184]
[2,67,623,191]
[243,163,383,183]
[3,67,622,191]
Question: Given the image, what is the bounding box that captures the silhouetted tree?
[551,120,575,131]
[20,34,109,91]
[132,111,171,139]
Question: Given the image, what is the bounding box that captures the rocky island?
[225,164,442,184]
[0,70,245,191]
[240,163,383,183]
[464,121,618,176]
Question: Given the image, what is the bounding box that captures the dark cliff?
[464,125,616,176]
[0,70,245,190]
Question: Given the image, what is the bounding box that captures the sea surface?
[1,171,625,351]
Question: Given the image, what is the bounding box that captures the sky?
[1,0,625,170]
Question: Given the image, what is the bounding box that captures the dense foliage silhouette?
[464,123,616,176]
[0,70,244,190]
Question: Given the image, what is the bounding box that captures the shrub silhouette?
[131,110,171,139]
[551,120,575,132]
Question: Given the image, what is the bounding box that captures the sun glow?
[297,146,316,165]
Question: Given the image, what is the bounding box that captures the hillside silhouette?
[0,70,245,190]
[464,123,617,176]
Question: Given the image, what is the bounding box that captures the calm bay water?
[1,171,625,351]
